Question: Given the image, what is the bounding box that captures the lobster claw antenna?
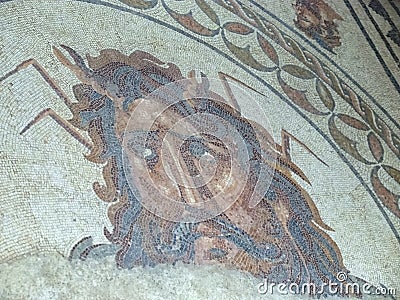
[52,45,93,80]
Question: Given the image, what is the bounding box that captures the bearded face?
[293,0,343,51]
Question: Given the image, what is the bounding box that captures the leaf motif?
[393,132,400,156]
[282,64,315,79]
[119,0,158,9]
[337,114,369,131]
[163,1,219,37]
[277,71,327,115]
[195,0,220,25]
[328,115,372,164]
[223,22,254,35]
[257,33,279,66]
[316,80,335,111]
[242,6,264,29]
[323,67,344,98]
[382,165,400,184]
[359,101,377,130]
[283,36,306,63]
[371,166,400,218]
[222,31,276,72]
[367,132,384,163]
[374,117,400,158]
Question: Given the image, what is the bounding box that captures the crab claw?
[52,45,93,82]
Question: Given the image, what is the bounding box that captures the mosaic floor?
[0,0,399,298]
